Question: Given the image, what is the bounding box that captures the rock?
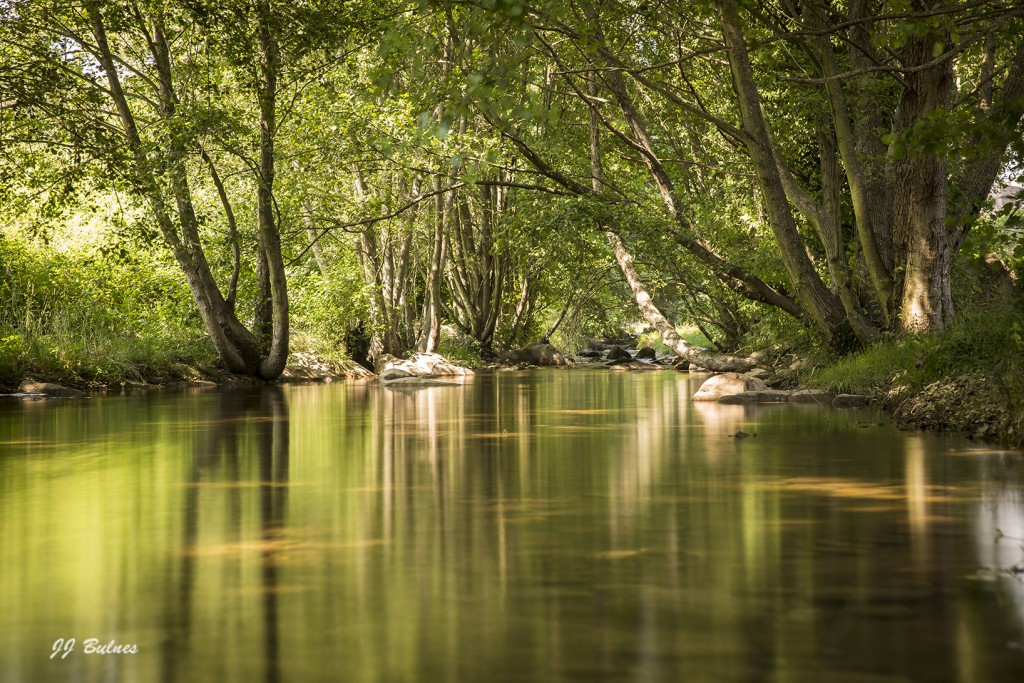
[606,345,631,361]
[379,367,415,381]
[577,349,602,359]
[379,352,473,383]
[717,389,792,404]
[732,430,750,438]
[585,337,608,352]
[673,359,690,372]
[609,361,662,371]
[381,376,459,388]
[790,389,832,404]
[833,393,869,408]
[634,347,657,361]
[692,372,768,401]
[745,368,770,380]
[502,342,570,367]
[18,380,84,398]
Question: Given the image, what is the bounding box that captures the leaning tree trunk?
[720,0,852,346]
[87,3,287,378]
[587,74,755,372]
[608,233,756,372]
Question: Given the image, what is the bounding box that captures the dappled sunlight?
[756,476,957,504]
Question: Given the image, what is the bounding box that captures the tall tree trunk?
[892,25,955,333]
[420,173,449,352]
[87,2,267,375]
[254,0,289,378]
[810,0,894,323]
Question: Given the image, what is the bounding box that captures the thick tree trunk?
[892,27,955,333]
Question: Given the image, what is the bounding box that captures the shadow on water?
[164,387,289,683]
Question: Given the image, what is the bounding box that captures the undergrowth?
[807,301,1024,444]
[0,237,216,388]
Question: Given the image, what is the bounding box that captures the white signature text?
[50,638,139,659]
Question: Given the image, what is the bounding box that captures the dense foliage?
[0,0,1021,382]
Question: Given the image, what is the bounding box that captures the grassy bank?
[806,302,1024,445]
[0,237,222,390]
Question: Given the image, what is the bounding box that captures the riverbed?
[2,368,1023,682]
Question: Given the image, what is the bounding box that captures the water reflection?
[168,388,290,683]
[1,371,1023,683]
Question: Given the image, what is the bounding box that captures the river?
[1,368,1023,682]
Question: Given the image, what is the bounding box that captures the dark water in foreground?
[2,369,1024,683]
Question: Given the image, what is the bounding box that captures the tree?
[0,0,368,378]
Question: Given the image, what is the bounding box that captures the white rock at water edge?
[691,372,768,401]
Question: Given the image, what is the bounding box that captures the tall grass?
[0,237,215,387]
[810,302,1024,396]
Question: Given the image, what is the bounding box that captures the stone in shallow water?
[606,345,631,361]
[717,390,792,404]
[833,393,870,408]
[634,347,656,360]
[379,352,473,383]
[790,389,832,404]
[692,372,768,401]
[17,380,84,398]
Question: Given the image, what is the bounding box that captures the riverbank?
[6,304,1023,451]
[0,348,374,394]
[804,303,1024,447]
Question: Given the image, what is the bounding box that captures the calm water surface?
[2,369,1024,682]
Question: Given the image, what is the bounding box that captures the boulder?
[833,393,869,408]
[379,352,473,383]
[502,342,570,367]
[609,360,662,372]
[577,349,602,359]
[716,389,792,404]
[692,372,768,402]
[606,345,631,361]
[790,389,832,405]
[634,347,657,361]
[18,380,84,398]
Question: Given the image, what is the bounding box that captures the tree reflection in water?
[168,387,289,683]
